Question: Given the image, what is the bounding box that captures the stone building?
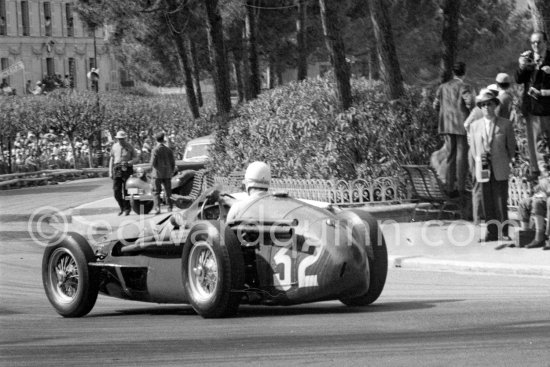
[0,0,124,94]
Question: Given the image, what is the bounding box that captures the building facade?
[0,0,120,93]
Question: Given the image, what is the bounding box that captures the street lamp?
[87,67,102,167]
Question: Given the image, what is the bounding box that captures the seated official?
[519,162,550,250]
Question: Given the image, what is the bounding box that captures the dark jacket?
[433,78,475,135]
[150,143,175,179]
[515,52,550,116]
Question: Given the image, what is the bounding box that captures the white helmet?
[243,161,271,191]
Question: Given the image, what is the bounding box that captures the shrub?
[210,76,441,180]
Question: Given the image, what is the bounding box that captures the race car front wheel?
[42,234,99,317]
[182,221,244,318]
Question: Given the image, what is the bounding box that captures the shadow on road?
[0,184,104,196]
[87,299,464,318]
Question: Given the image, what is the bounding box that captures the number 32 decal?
[273,243,321,291]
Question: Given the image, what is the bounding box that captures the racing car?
[42,185,388,318]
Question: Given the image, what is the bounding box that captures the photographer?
[109,131,138,216]
[515,31,550,179]
[469,89,516,243]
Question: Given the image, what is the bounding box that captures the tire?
[42,233,99,317]
[132,200,154,215]
[182,221,244,318]
[340,210,388,306]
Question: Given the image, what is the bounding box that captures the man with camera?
[109,130,138,215]
[469,89,516,243]
[516,31,550,179]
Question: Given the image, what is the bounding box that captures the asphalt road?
[1,179,549,366]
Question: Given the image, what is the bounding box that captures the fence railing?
[215,174,532,209]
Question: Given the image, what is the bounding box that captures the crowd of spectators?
[0,129,162,174]
[0,73,73,97]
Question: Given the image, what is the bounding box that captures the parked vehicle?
[125,135,214,214]
[42,186,388,318]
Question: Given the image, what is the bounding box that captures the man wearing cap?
[150,132,175,214]
[469,89,516,242]
[516,31,550,178]
[109,130,138,215]
[433,61,476,197]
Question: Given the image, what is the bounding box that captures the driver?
[225,161,271,222]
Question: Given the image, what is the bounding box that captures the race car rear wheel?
[340,211,388,306]
[42,234,99,317]
[131,200,154,215]
[182,221,244,318]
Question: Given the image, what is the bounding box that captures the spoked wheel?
[188,241,219,302]
[182,221,244,318]
[42,235,98,317]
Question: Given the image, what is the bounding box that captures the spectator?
[469,89,516,242]
[109,131,138,216]
[433,61,476,197]
[25,80,33,95]
[515,31,550,179]
[517,161,550,250]
[32,81,44,95]
[1,80,13,96]
[150,132,175,214]
[494,73,514,120]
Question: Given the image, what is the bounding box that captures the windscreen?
[184,143,210,160]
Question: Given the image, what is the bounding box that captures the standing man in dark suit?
[150,132,176,214]
[433,61,476,197]
[516,31,550,178]
[469,89,516,242]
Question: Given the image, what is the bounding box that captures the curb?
[389,255,550,278]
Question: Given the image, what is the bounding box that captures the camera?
[521,50,534,64]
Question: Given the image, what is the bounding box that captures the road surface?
[1,179,549,366]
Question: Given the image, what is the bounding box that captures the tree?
[528,0,550,34]
[438,0,460,83]
[319,0,352,110]
[366,0,405,99]
[245,0,261,98]
[203,0,232,119]
[296,0,308,80]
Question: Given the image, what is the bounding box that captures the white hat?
[115,131,127,139]
[495,73,511,84]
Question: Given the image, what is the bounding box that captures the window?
[1,58,9,85]
[66,3,74,37]
[44,2,52,36]
[21,1,29,36]
[87,24,95,37]
[89,57,96,70]
[68,58,76,88]
[0,0,6,36]
[46,58,55,76]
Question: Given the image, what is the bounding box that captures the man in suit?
[433,61,476,196]
[515,31,550,178]
[470,89,516,242]
[150,132,176,214]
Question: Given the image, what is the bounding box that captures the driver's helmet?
[243,161,271,192]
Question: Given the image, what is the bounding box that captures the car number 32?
[272,243,321,291]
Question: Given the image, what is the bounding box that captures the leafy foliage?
[209,75,440,180]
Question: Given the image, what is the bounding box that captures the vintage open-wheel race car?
[42,185,388,318]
